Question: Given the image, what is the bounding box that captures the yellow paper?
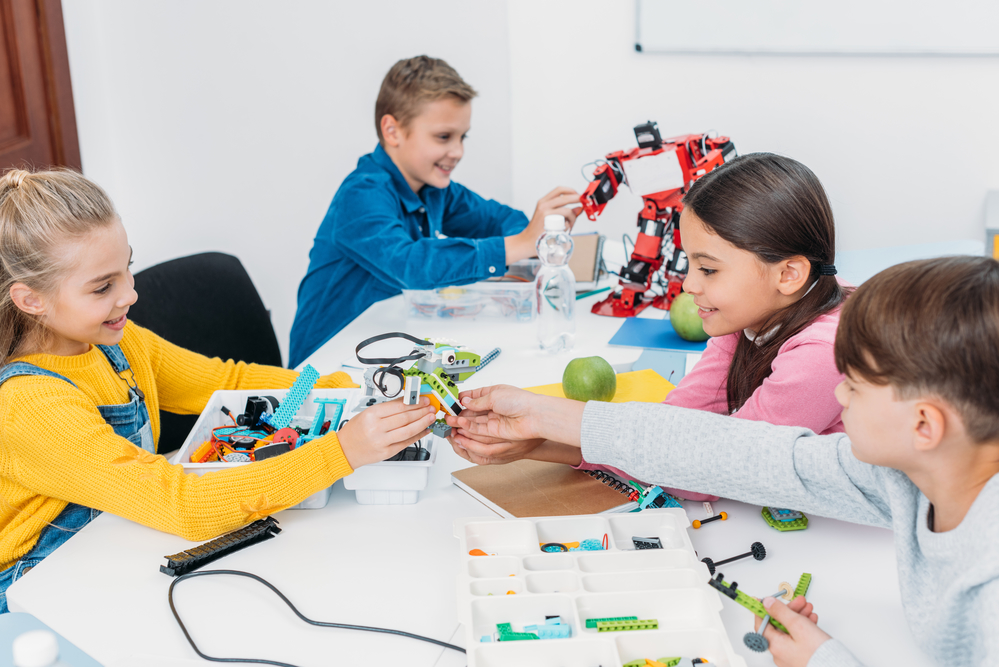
[526,368,675,404]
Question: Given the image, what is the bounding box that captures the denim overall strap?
[95,344,155,454]
[95,344,130,374]
[0,362,77,389]
[0,363,99,613]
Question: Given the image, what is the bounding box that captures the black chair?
[128,252,283,454]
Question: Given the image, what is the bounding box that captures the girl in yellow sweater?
[0,168,436,611]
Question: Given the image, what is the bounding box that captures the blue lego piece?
[261,365,320,430]
[576,539,604,551]
[640,486,683,510]
[298,398,346,444]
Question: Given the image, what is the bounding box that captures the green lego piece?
[659,660,682,667]
[708,575,789,634]
[497,632,538,641]
[496,623,512,634]
[585,615,638,628]
[761,506,809,531]
[622,661,646,667]
[794,572,813,599]
[595,618,659,632]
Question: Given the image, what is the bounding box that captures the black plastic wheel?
[701,557,716,575]
[751,542,767,561]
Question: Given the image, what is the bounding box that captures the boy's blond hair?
[834,256,999,442]
[375,56,477,146]
[0,168,118,365]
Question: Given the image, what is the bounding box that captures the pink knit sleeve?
[732,335,845,435]
[661,332,738,414]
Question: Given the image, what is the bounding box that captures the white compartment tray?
[171,387,437,507]
[454,509,748,667]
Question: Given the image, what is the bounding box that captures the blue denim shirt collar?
[371,144,429,214]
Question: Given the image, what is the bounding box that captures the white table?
[7,292,932,667]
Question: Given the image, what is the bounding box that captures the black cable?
[355,332,431,398]
[354,332,427,365]
[168,569,466,666]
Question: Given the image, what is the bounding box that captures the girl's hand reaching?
[337,398,437,469]
[446,385,547,442]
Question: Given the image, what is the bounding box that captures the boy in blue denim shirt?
[290,56,581,367]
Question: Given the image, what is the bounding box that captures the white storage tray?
[172,388,437,507]
[454,509,747,667]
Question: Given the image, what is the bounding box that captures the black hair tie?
[819,264,837,276]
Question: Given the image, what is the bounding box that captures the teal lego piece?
[595,618,659,632]
[585,615,637,628]
[708,573,788,633]
[761,506,809,531]
[793,572,813,599]
[298,397,346,444]
[497,632,538,641]
[262,365,320,430]
[639,485,683,510]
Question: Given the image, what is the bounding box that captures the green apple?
[562,356,617,402]
[670,292,710,342]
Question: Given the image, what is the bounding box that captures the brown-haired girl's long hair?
[0,168,117,365]
[682,153,850,414]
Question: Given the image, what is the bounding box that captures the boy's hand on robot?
[337,397,436,469]
[448,385,543,442]
[753,596,829,667]
[522,186,584,248]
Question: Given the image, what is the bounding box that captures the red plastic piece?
[581,129,735,317]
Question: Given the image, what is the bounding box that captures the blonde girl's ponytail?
[0,168,118,365]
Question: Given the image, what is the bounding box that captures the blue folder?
[607,317,709,352]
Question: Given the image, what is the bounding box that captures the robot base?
[591,292,656,318]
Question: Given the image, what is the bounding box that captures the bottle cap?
[12,630,59,667]
[544,214,566,231]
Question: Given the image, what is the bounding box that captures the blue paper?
[608,317,709,352]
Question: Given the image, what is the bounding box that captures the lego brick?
[261,365,320,430]
[586,615,638,629]
[707,575,788,633]
[761,506,808,531]
[596,618,659,632]
[794,572,812,599]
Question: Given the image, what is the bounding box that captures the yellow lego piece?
[190,440,218,463]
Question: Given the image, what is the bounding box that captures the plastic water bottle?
[12,630,69,667]
[536,214,575,352]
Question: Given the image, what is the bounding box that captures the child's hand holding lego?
[446,385,585,446]
[448,427,547,465]
[506,187,583,264]
[755,595,830,667]
[337,398,436,469]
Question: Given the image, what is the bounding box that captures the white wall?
[61,0,513,365]
[507,0,999,254]
[61,0,999,366]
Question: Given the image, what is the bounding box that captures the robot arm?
[579,121,736,316]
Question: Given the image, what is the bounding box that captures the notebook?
[450,369,675,518]
[607,317,709,353]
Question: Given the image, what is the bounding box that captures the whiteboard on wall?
[636,0,999,55]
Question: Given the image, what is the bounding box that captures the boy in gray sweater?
[446,255,999,667]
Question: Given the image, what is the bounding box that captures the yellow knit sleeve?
[0,375,354,541]
[132,324,355,416]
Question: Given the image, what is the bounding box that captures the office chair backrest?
[128,252,283,453]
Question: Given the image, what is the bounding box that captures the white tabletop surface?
[7,290,933,667]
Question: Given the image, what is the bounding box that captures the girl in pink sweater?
[450,153,851,499]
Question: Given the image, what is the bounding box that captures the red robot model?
[580,121,737,317]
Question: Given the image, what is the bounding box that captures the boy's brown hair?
[375,56,477,146]
[834,255,999,442]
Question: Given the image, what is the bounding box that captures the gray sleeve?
[808,639,866,667]
[580,401,893,528]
